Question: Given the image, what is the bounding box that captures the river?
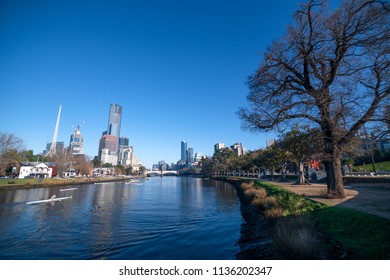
[0,177,242,260]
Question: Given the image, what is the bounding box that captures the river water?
[0,177,242,260]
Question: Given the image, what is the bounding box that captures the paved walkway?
[262,179,390,220]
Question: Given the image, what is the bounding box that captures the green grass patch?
[0,177,106,187]
[232,178,390,259]
[252,180,327,216]
[311,207,390,259]
[353,161,390,172]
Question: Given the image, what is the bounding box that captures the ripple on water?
[0,177,241,260]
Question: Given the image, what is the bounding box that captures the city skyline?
[0,0,321,168]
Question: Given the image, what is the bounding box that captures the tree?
[0,132,25,176]
[92,156,102,168]
[70,155,93,176]
[238,0,389,198]
[279,125,321,184]
[212,148,237,175]
[200,157,214,176]
[263,142,289,181]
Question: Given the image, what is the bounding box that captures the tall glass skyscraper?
[107,104,122,138]
[181,141,187,162]
[187,147,194,164]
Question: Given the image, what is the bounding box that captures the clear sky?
[0,0,335,168]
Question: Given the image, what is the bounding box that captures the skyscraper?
[181,141,187,162]
[119,136,129,147]
[187,147,194,164]
[98,134,118,165]
[107,104,122,138]
[68,126,84,155]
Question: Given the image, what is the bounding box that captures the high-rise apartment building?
[98,104,123,165]
[181,141,187,162]
[98,134,118,164]
[214,143,225,153]
[107,104,122,138]
[230,143,244,156]
[187,147,194,164]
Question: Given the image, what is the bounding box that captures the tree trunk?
[296,161,306,185]
[325,155,345,198]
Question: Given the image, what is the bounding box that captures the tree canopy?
[238,0,389,197]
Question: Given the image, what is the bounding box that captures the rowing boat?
[26,196,72,205]
[59,187,78,192]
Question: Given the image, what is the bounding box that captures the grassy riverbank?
[353,161,390,171]
[222,177,390,259]
[0,177,133,190]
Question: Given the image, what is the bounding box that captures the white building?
[214,143,225,153]
[93,167,116,177]
[19,163,53,179]
[119,146,133,166]
[131,155,142,172]
[100,148,118,166]
[194,152,203,162]
[230,143,244,156]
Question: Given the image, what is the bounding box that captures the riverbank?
[215,176,390,259]
[0,176,143,190]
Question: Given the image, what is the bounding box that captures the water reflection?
[0,177,241,260]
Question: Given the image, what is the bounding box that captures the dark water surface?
[0,177,242,259]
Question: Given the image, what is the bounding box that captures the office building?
[194,152,203,163]
[187,147,194,164]
[97,104,123,165]
[214,143,225,153]
[119,136,129,147]
[230,143,244,156]
[100,148,118,166]
[68,126,84,155]
[119,146,133,166]
[107,104,122,138]
[98,134,118,163]
[46,142,65,154]
[181,141,187,162]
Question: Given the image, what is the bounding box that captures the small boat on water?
[125,179,142,184]
[59,187,78,192]
[26,195,73,205]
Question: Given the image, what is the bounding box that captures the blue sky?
[0,0,332,168]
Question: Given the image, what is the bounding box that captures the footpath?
[262,179,390,220]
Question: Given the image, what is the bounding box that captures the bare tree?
[238,0,389,198]
[0,132,25,176]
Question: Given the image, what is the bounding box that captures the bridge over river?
[145,170,178,176]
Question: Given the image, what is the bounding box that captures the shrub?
[243,188,257,202]
[240,181,254,191]
[253,187,267,199]
[252,196,279,211]
[265,207,284,218]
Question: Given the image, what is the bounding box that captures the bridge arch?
[145,170,178,176]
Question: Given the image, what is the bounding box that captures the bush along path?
[229,178,277,260]
[219,177,390,260]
